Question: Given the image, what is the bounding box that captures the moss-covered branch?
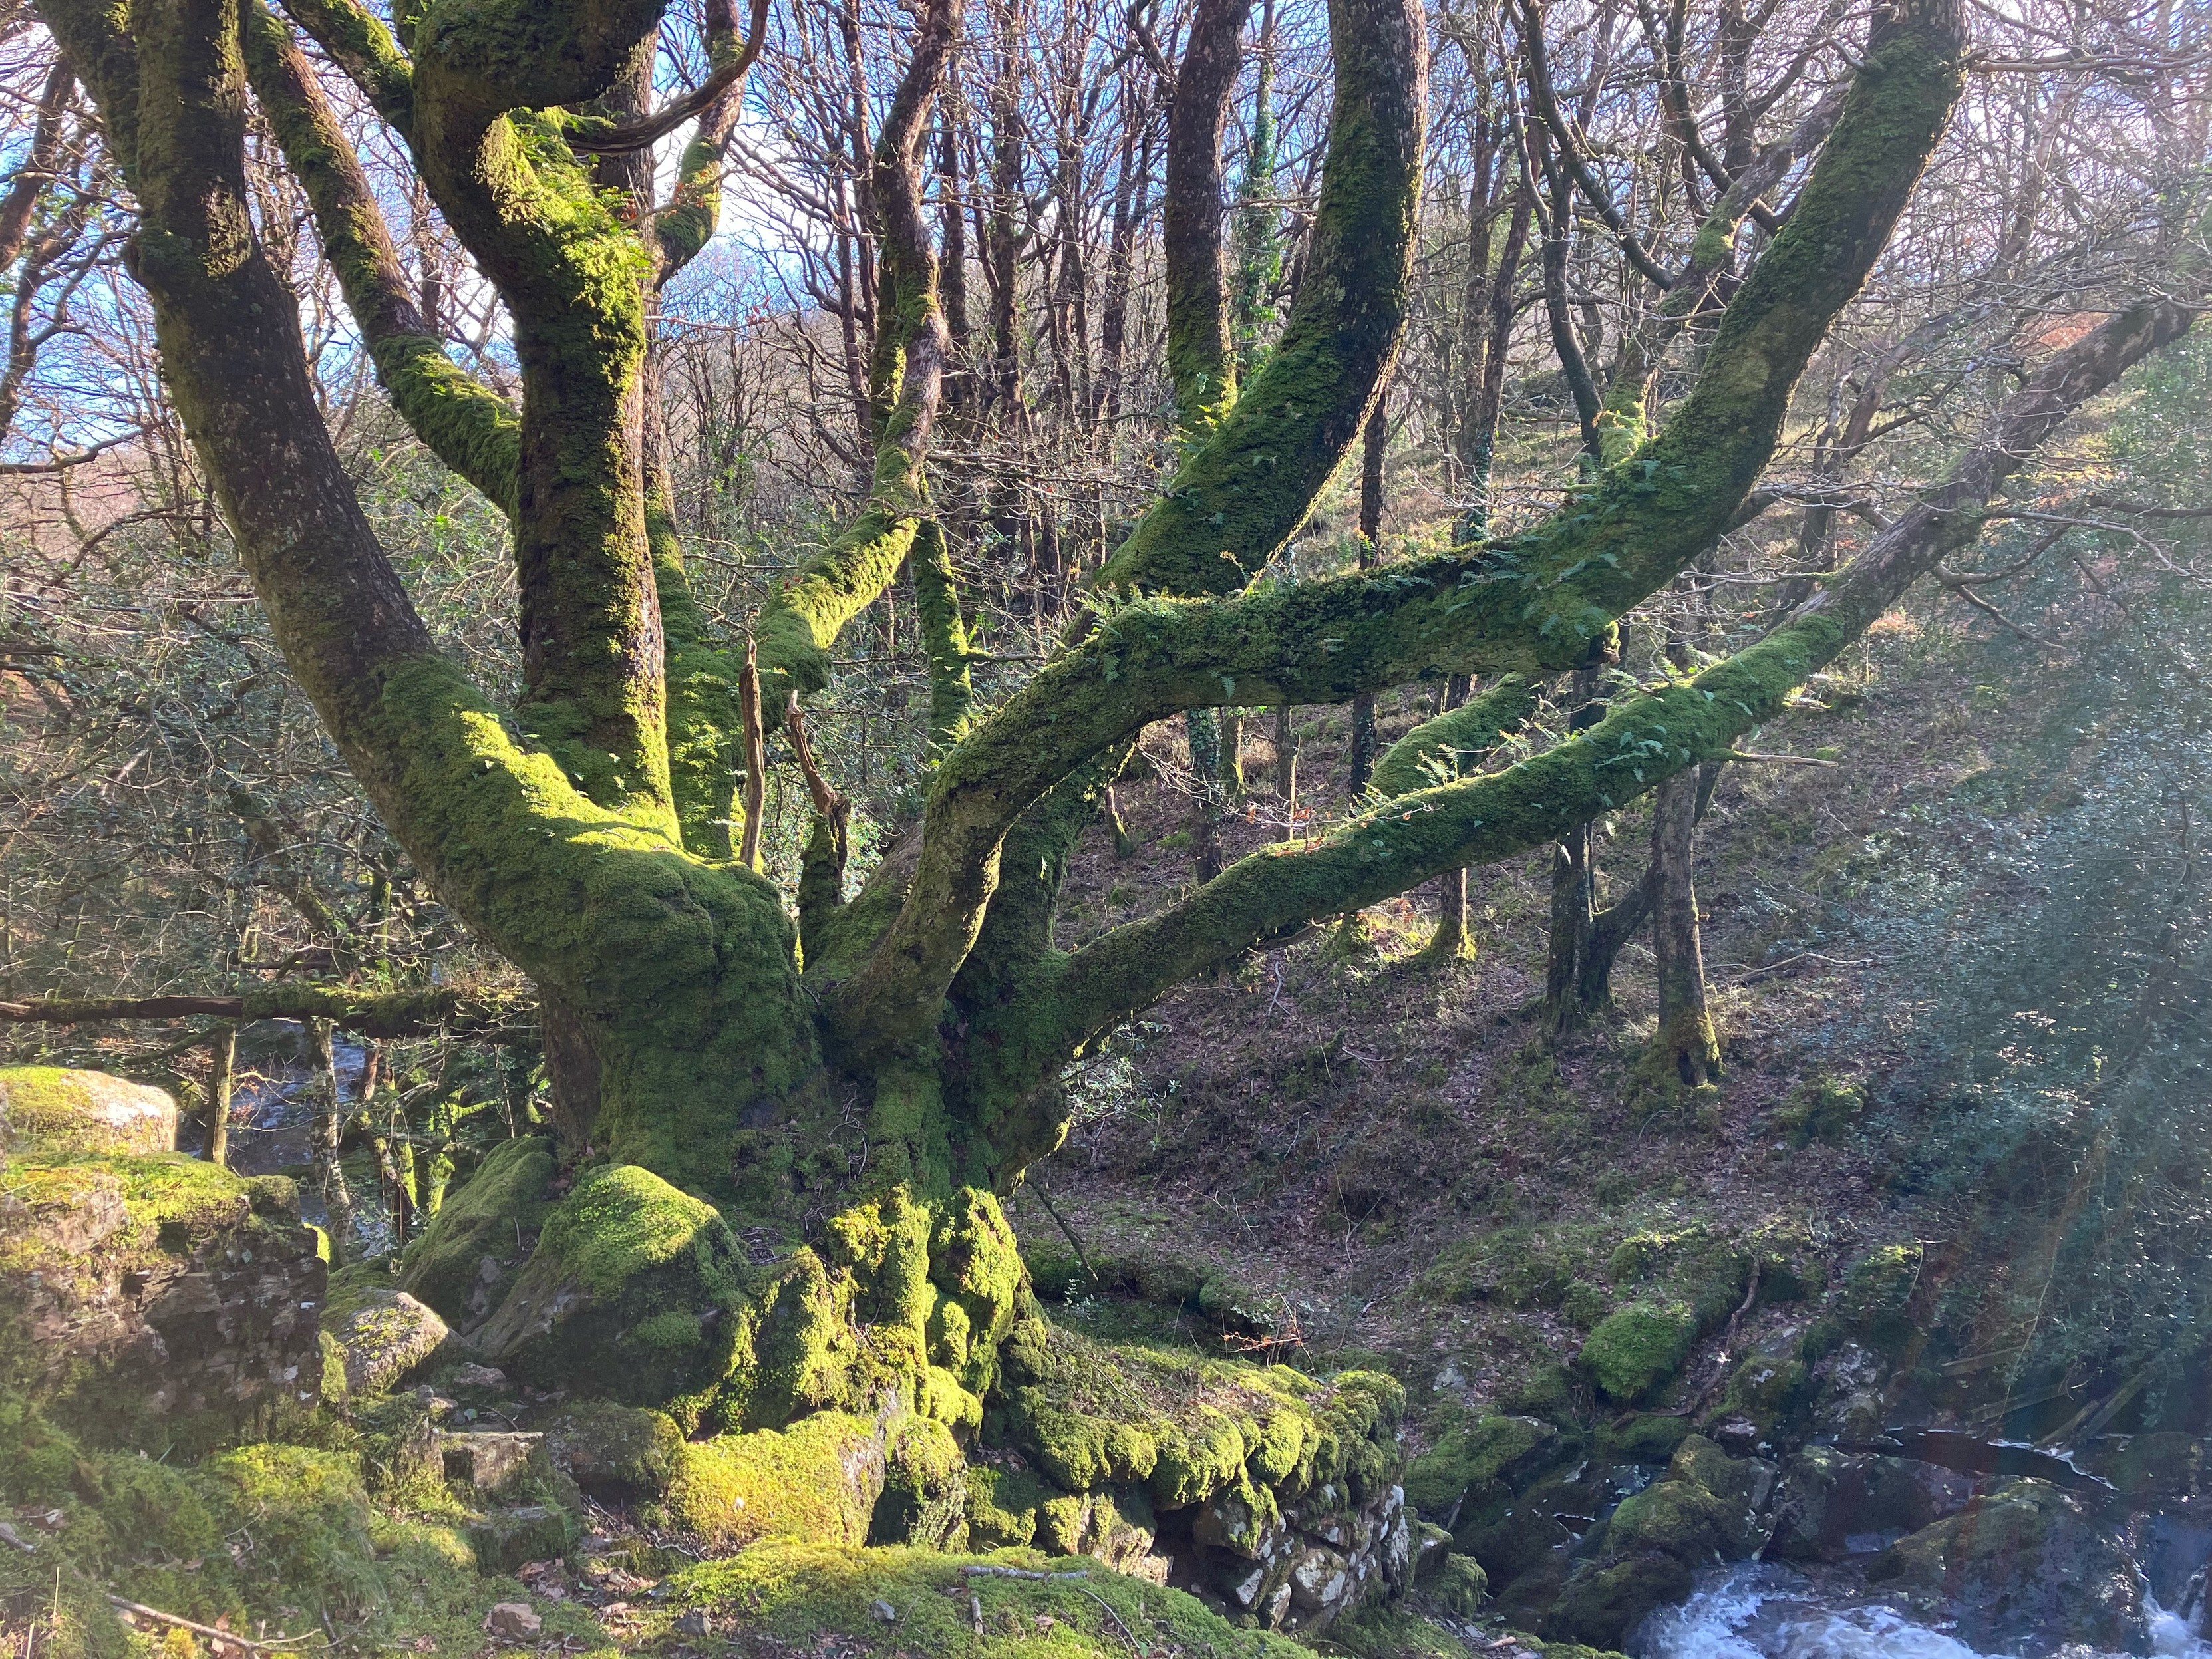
[998,275,2203,1079]
[272,0,410,127]
[1096,0,1426,597]
[1594,83,1847,466]
[827,0,1963,1061]
[0,987,535,1041]
[911,518,977,755]
[241,0,520,515]
[749,0,958,698]
[1160,0,1254,431]
[1368,674,1536,798]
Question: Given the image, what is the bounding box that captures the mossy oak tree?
[31,0,2042,1435]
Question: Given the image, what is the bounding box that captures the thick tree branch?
[242,0,520,514]
[1094,0,1428,599]
[1011,271,2202,1074]
[1368,675,1537,798]
[0,987,534,1041]
[826,0,1965,1063]
[751,0,959,697]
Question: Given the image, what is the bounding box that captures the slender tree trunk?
[1185,708,1224,882]
[308,1016,354,1267]
[1275,703,1299,839]
[1420,674,1476,961]
[1220,711,1245,801]
[1649,765,1721,1085]
[203,1022,236,1167]
[1347,395,1387,793]
[1541,665,1609,1030]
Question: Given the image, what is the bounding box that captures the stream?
[1639,1562,2211,1659]
[176,1026,390,1255]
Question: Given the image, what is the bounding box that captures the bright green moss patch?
[1405,1413,1567,1521]
[1578,1302,1697,1405]
[993,1321,1402,1517]
[397,1135,557,1320]
[472,1162,748,1406]
[657,1411,886,1549]
[667,1541,1315,1656]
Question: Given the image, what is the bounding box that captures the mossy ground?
[663,1541,1316,1657]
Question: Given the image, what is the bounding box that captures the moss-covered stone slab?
[536,1399,683,1502]
[0,1067,178,1157]
[324,1282,451,1396]
[0,1152,323,1453]
[655,1410,889,1549]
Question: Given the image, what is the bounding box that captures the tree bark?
[1649,765,1720,1085]
[203,1023,235,1167]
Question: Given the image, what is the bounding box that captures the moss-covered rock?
[1543,1437,1774,1649]
[323,1278,452,1396]
[0,1151,323,1452]
[0,1067,178,1157]
[1867,1479,2148,1656]
[1577,1302,1696,1405]
[536,1399,684,1502]
[1837,1243,1923,1355]
[656,1410,889,1549]
[1430,1551,1488,1616]
[667,1540,1317,1656]
[473,1161,748,1407]
[1406,1413,1569,1526]
[396,1136,559,1326]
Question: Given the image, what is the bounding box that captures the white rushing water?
[1635,1563,2212,1659]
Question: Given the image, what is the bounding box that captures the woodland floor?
[1019,609,2017,1446]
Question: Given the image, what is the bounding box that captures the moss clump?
[1405,1414,1567,1523]
[0,1066,178,1157]
[873,1413,972,1548]
[1578,1302,1696,1405]
[1838,1243,1923,1354]
[656,1411,887,1549]
[993,1321,1403,1519]
[472,1161,747,1407]
[1774,1075,1867,1146]
[396,1135,557,1322]
[668,1540,1316,1656]
[966,1465,1060,1548]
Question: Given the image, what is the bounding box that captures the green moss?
[966,1465,1060,1549]
[1578,1303,1697,1405]
[0,1067,178,1156]
[669,1540,1317,1656]
[1839,1243,1924,1354]
[1774,1075,1867,1146]
[994,1323,1401,1523]
[657,1412,886,1549]
[475,1162,747,1406]
[1546,1435,1763,1648]
[397,1135,557,1320]
[1405,1414,1565,1522]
